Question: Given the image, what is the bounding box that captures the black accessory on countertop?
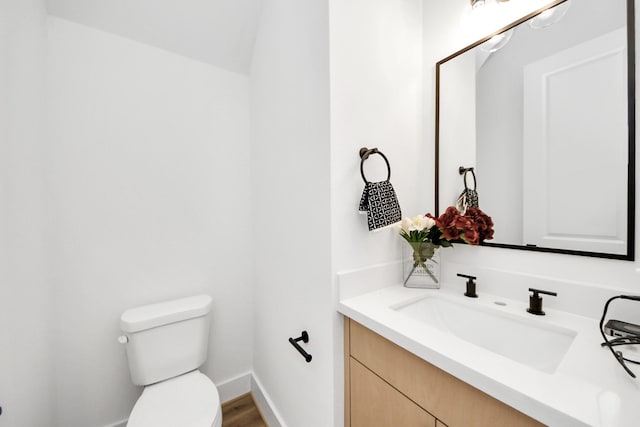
[599,295,640,378]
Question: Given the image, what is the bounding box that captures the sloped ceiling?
[46,0,263,74]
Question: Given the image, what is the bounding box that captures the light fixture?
[529,0,572,29]
[479,28,514,53]
[472,0,510,11]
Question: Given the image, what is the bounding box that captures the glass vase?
[403,242,440,289]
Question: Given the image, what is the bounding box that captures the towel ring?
[360,147,391,183]
[459,166,476,190]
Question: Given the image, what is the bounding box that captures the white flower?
[399,217,413,233]
[425,216,436,230]
[400,215,434,233]
[409,215,426,231]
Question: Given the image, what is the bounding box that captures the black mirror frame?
[434,0,636,261]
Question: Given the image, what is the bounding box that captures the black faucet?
[457,273,478,298]
[527,288,557,315]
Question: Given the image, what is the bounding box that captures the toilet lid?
[127,370,221,427]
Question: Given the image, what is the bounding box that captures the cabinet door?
[350,357,435,427]
[436,421,448,427]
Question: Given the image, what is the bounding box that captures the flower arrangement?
[430,206,495,245]
[399,206,494,270]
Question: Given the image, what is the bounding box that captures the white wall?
[424,0,640,314]
[330,0,425,273]
[46,0,264,74]
[249,0,333,426]
[0,1,53,426]
[46,17,253,427]
[329,1,423,425]
[438,51,477,211]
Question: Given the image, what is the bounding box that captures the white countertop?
[338,284,640,427]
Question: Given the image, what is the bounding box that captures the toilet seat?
[127,370,222,427]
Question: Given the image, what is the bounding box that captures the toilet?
[119,295,222,427]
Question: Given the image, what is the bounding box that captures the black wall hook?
[289,331,312,363]
[359,147,378,159]
[459,165,475,175]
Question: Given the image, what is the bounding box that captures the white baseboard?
[219,371,285,426]
[251,373,286,427]
[217,371,252,403]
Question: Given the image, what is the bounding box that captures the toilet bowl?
[119,295,222,427]
[127,370,221,427]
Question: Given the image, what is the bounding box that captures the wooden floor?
[222,393,268,427]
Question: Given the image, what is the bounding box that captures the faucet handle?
[457,273,478,298]
[527,288,557,315]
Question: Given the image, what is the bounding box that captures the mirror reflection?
[436,0,634,259]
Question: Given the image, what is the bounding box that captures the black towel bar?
[289,331,312,363]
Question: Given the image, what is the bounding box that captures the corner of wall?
[251,373,286,427]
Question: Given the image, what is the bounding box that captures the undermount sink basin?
[392,295,577,374]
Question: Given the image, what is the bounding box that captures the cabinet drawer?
[347,319,543,427]
[350,357,436,427]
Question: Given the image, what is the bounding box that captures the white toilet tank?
[120,295,212,386]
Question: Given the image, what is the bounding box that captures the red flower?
[460,223,480,245]
[435,206,462,240]
[420,206,494,248]
[464,207,494,242]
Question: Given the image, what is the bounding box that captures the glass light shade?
[471,0,485,9]
[529,1,572,29]
[479,29,514,53]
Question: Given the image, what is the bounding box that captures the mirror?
[436,0,635,260]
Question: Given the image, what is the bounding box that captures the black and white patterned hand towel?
[358,181,402,231]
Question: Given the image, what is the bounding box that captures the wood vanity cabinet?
[344,317,544,427]
[350,357,436,426]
